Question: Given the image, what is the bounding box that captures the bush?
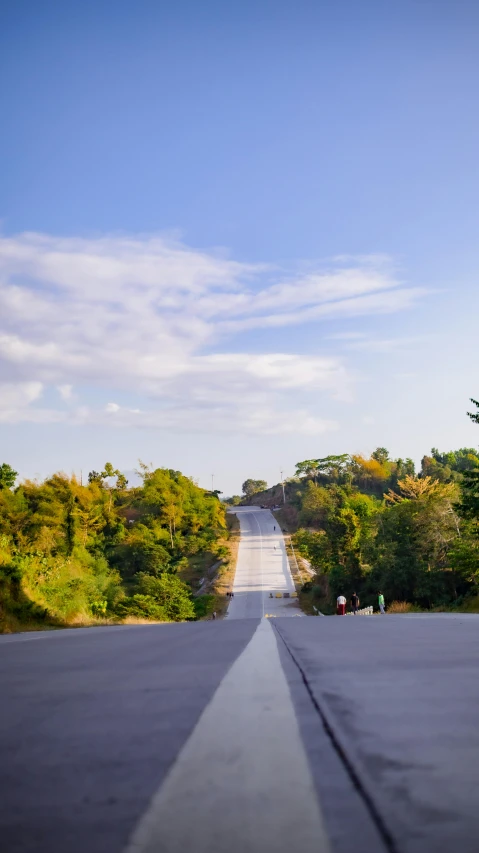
[117,594,169,621]
[387,600,422,614]
[193,594,216,619]
[117,573,195,622]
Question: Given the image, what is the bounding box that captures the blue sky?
[1,0,478,494]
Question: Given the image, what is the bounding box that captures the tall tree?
[460,399,479,520]
[0,463,18,490]
[242,479,268,497]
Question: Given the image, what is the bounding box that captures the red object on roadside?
[337,603,346,615]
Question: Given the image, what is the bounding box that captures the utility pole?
[211,473,214,493]
[280,470,286,504]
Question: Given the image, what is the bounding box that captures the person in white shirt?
[336,594,347,616]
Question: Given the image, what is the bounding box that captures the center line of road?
[251,511,265,618]
[124,619,330,853]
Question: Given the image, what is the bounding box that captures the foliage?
[387,601,422,614]
[467,398,479,426]
[0,464,225,630]
[295,455,350,482]
[193,593,216,619]
[242,479,268,498]
[291,403,479,611]
[118,573,195,621]
[0,463,18,490]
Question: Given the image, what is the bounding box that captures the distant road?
[226,506,301,619]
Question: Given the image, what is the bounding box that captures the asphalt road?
[2,512,479,853]
[226,507,300,619]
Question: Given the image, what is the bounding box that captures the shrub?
[117,594,169,621]
[117,573,195,622]
[387,600,422,614]
[193,594,216,619]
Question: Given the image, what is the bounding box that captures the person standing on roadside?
[378,592,386,614]
[337,594,346,616]
[351,592,359,614]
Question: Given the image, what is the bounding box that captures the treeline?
[0,463,226,632]
[290,401,479,612]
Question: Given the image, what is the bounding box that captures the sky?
[1,0,478,495]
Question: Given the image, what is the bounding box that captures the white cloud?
[328,331,367,341]
[341,335,432,353]
[0,232,428,434]
[0,382,44,422]
[57,384,73,400]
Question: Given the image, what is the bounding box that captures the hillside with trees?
[265,401,479,613]
[0,463,228,632]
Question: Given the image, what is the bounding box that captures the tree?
[295,460,320,480]
[377,474,462,606]
[295,455,350,482]
[350,454,389,492]
[0,462,227,629]
[460,400,479,521]
[467,398,479,425]
[385,475,456,503]
[118,572,195,621]
[316,455,350,480]
[371,447,390,465]
[242,479,268,498]
[0,463,18,490]
[115,473,129,490]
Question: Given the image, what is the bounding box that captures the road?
[2,512,479,853]
[226,507,300,619]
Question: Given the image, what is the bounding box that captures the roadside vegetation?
[2,399,478,629]
[246,400,479,615]
[0,463,231,632]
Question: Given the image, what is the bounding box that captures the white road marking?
[124,619,330,853]
[251,510,265,618]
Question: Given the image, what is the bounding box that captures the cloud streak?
[0,232,427,433]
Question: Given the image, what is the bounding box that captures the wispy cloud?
[0,232,428,433]
[341,335,433,353]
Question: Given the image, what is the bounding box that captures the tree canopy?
[291,403,479,611]
[0,463,17,490]
[0,464,226,631]
[242,479,268,498]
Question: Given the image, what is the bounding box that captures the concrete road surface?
[226,507,300,619]
[2,510,479,853]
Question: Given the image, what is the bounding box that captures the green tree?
[118,572,195,621]
[371,447,390,465]
[295,460,320,480]
[242,479,268,498]
[467,398,479,426]
[377,475,462,606]
[0,462,226,630]
[0,463,18,490]
[458,399,479,545]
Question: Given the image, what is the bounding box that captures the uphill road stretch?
[226,506,301,619]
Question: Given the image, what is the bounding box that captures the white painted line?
[251,510,265,618]
[124,619,331,853]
